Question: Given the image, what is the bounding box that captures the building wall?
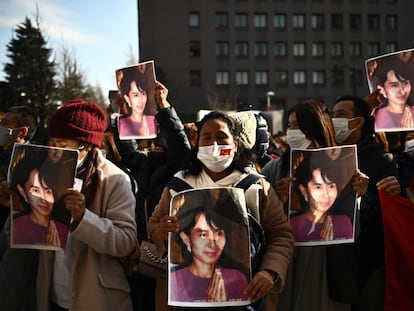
[138,0,414,125]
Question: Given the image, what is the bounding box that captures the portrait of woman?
[10,144,77,249]
[169,188,250,307]
[289,147,357,245]
[116,61,157,139]
[366,48,414,131]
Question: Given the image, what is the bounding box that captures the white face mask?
[286,129,312,149]
[0,126,13,147]
[332,118,359,144]
[404,139,414,158]
[197,144,235,173]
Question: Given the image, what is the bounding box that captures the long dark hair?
[185,110,255,176]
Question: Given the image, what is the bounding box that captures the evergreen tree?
[4,16,56,128]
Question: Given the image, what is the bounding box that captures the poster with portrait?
[168,187,251,308]
[9,144,78,251]
[115,60,157,139]
[365,48,414,132]
[289,146,358,246]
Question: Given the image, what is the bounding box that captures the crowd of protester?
[0,79,412,311]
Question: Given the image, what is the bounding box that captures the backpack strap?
[234,173,263,191]
[167,176,193,193]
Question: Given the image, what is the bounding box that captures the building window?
[312,42,325,57]
[275,70,288,86]
[367,42,380,57]
[254,13,267,28]
[386,42,398,53]
[235,13,248,28]
[216,71,229,85]
[349,42,362,57]
[367,14,379,31]
[273,14,286,29]
[293,42,306,57]
[312,14,324,29]
[331,66,344,86]
[190,70,201,86]
[352,69,364,88]
[274,42,287,57]
[386,15,397,31]
[189,41,201,57]
[235,41,249,57]
[255,42,268,57]
[188,12,200,28]
[331,14,343,30]
[312,70,325,85]
[236,71,249,85]
[293,71,306,85]
[255,71,268,85]
[350,14,361,31]
[293,14,305,29]
[215,12,228,28]
[216,41,229,57]
[331,42,343,57]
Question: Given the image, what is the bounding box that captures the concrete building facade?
[138,0,414,125]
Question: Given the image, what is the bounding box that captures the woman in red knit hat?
[37,99,137,311]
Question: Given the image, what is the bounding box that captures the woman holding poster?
[147,110,294,310]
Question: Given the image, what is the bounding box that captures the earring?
[186,245,192,253]
[304,196,308,202]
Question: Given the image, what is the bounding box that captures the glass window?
[293,71,306,85]
[312,42,325,57]
[215,12,228,28]
[367,42,380,57]
[386,15,397,31]
[189,41,201,57]
[189,12,200,28]
[190,70,201,86]
[386,42,398,53]
[235,13,248,28]
[255,71,268,85]
[331,14,343,30]
[312,70,325,85]
[350,14,361,31]
[293,14,305,29]
[255,42,268,57]
[275,70,288,86]
[331,66,344,86]
[254,13,267,28]
[331,42,343,57]
[349,42,362,57]
[293,42,306,57]
[216,71,229,85]
[312,14,324,29]
[216,41,229,57]
[235,41,249,57]
[273,14,286,29]
[236,71,249,85]
[274,42,287,57]
[368,15,379,31]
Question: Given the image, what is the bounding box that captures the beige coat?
[37,151,137,311]
[147,169,294,300]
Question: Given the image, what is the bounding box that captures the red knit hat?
[48,99,107,146]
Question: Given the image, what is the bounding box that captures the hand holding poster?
[365,48,414,132]
[289,146,357,246]
[9,144,78,250]
[168,187,251,308]
[115,60,157,139]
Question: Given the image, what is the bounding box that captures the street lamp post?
[266,91,275,111]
